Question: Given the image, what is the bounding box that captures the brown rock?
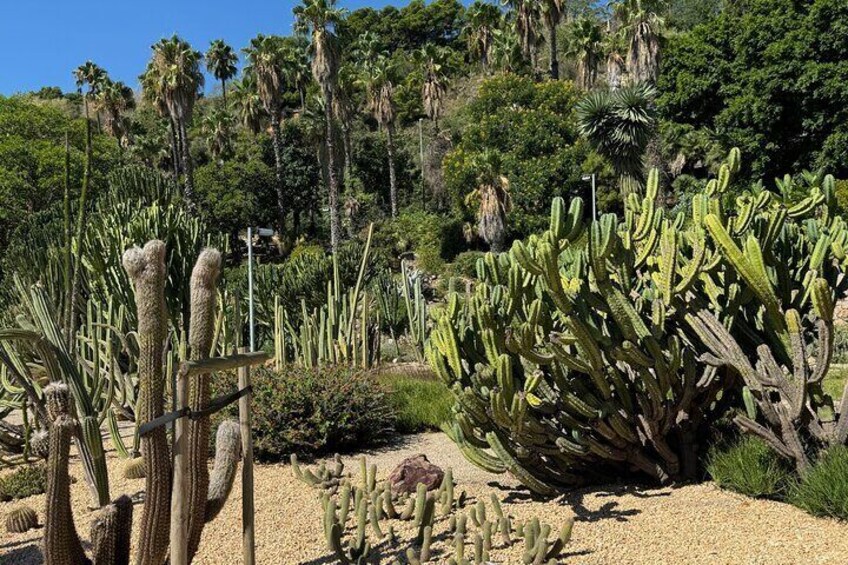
[387,454,444,495]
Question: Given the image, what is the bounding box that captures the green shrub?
[372,211,466,274]
[707,436,792,499]
[378,367,454,433]
[0,464,47,502]
[790,446,848,520]
[213,366,394,461]
[445,251,485,280]
[832,324,848,364]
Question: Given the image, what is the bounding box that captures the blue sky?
[0,0,400,95]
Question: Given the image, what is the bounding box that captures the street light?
[581,173,597,221]
[246,226,274,352]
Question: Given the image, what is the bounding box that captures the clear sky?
[0,0,399,95]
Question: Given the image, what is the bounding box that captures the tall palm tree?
[333,63,358,186]
[359,55,400,217]
[614,0,665,84]
[465,1,502,71]
[502,0,540,73]
[94,78,136,156]
[231,75,264,135]
[202,108,235,162]
[576,83,657,196]
[465,150,512,253]
[415,44,450,130]
[206,39,239,106]
[564,17,603,90]
[74,61,106,131]
[244,34,293,230]
[294,0,347,252]
[140,36,204,210]
[602,23,627,90]
[539,0,564,79]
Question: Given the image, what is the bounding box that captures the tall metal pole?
[419,118,425,208]
[247,227,255,352]
[238,346,256,565]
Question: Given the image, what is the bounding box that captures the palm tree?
[243,34,293,230]
[602,23,627,90]
[333,63,358,185]
[614,0,665,84]
[140,36,204,210]
[94,78,135,152]
[202,108,235,162]
[465,1,502,71]
[576,83,657,196]
[502,0,541,73]
[415,44,450,130]
[539,0,564,79]
[231,75,264,135]
[294,0,347,252]
[206,39,239,106]
[74,61,107,130]
[490,27,523,73]
[465,150,512,252]
[564,17,603,90]
[359,55,400,217]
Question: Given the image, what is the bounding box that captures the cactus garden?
[4,0,848,563]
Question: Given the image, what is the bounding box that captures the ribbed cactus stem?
[204,420,242,522]
[43,411,89,565]
[5,505,38,533]
[186,248,222,560]
[90,494,133,565]
[123,240,170,565]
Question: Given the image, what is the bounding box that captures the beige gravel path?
[3,431,848,564]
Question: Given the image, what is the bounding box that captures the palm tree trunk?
[169,117,181,179]
[342,125,353,186]
[548,21,559,79]
[179,120,196,212]
[221,79,228,107]
[323,89,341,252]
[386,123,398,218]
[270,119,287,233]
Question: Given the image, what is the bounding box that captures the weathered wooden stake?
[238,346,256,565]
[170,371,189,565]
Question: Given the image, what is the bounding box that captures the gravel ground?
[3,431,848,564]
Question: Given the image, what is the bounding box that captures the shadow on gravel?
[0,541,42,564]
[558,483,673,523]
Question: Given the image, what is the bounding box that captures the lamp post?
[582,173,597,221]
[419,118,425,208]
[246,226,274,352]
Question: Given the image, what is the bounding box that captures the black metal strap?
[137,386,252,436]
[138,407,190,437]
[189,386,252,420]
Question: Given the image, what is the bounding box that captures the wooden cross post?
[238,346,256,565]
[169,350,268,565]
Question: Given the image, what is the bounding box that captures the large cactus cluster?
[429,148,848,492]
[293,454,574,564]
[39,240,242,565]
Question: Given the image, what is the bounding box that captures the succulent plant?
[5,504,38,533]
[122,457,146,480]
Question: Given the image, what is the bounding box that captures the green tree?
[415,44,451,130]
[93,78,135,152]
[614,0,665,84]
[294,0,347,252]
[140,36,204,209]
[576,83,657,195]
[231,75,264,135]
[465,1,502,71]
[464,150,512,252]
[205,39,239,106]
[564,16,603,90]
[502,0,541,73]
[539,0,564,79]
[243,34,294,230]
[202,108,235,162]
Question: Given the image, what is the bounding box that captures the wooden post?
[238,346,256,565]
[169,372,189,565]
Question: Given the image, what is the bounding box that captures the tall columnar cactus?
[42,383,89,565]
[123,240,171,565]
[186,248,222,560]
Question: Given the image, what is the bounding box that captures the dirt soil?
[3,432,848,564]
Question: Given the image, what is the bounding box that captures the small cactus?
[5,505,38,533]
[122,457,146,480]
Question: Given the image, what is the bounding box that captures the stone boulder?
[387,454,444,495]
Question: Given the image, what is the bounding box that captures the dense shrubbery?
[214,366,395,461]
[444,74,590,240]
[371,210,466,274]
[707,437,792,499]
[0,464,46,501]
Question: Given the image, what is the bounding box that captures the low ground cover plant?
[0,464,46,502]
[707,437,792,499]
[789,446,848,520]
[377,366,453,433]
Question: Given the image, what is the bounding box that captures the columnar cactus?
[204,420,242,522]
[90,495,133,565]
[186,248,222,560]
[123,240,171,565]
